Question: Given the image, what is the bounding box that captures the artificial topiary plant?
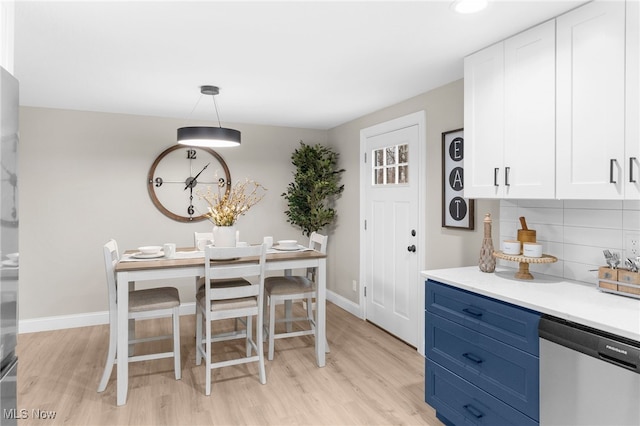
[282,141,345,236]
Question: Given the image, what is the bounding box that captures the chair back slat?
[103,239,119,308]
[204,244,267,302]
[306,232,328,280]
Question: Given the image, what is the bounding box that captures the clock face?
[147,145,231,222]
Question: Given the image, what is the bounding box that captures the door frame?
[359,111,427,353]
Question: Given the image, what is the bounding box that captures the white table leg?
[316,258,326,367]
[116,271,129,406]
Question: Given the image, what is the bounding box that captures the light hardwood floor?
[17,302,443,425]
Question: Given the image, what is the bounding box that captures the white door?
[361,113,423,347]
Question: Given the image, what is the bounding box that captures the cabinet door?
[556,1,626,199]
[626,0,640,199]
[464,42,504,198]
[504,20,556,199]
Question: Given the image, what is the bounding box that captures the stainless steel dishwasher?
[539,315,640,426]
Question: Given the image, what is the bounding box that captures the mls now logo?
[4,408,57,420]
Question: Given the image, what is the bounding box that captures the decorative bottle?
[479,213,496,273]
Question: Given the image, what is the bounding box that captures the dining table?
[114,246,327,406]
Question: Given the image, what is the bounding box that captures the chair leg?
[268,297,276,361]
[205,315,212,396]
[172,307,181,380]
[195,306,203,366]
[97,316,118,392]
[256,313,266,384]
[246,315,252,358]
[284,299,293,332]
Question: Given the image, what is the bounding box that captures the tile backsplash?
[498,200,640,284]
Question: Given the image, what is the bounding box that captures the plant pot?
[213,225,237,247]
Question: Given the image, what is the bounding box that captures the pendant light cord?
[211,95,222,128]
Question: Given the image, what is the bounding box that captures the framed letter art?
[442,128,474,230]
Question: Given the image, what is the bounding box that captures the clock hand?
[184,162,210,190]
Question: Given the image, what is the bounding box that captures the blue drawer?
[426,312,539,420]
[426,280,540,354]
[426,360,537,426]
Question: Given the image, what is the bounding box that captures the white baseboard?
[18,304,197,334]
[18,291,363,334]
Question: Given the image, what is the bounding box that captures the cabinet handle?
[462,352,483,364]
[462,307,483,317]
[631,157,637,183]
[610,159,618,184]
[494,168,499,187]
[505,167,510,186]
[463,404,484,419]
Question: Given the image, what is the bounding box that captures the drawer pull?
[462,307,483,317]
[494,168,499,187]
[631,157,637,183]
[463,404,484,419]
[462,352,483,364]
[610,159,618,184]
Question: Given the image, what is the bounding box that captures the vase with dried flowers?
[198,178,267,247]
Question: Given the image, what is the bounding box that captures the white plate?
[272,245,302,251]
[132,251,165,259]
[1,260,18,267]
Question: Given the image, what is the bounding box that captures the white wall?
[498,200,640,283]
[18,107,327,322]
[0,0,14,73]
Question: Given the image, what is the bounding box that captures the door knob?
[407,245,416,253]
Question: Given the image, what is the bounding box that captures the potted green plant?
[282,141,345,236]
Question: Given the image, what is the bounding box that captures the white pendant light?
[451,0,488,14]
[177,85,241,147]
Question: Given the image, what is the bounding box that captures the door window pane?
[372,143,409,186]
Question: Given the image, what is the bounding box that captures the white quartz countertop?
[421,266,640,342]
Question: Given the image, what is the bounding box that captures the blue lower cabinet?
[426,361,537,426]
[425,280,541,425]
[426,313,539,419]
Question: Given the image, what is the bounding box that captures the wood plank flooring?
[16,302,442,425]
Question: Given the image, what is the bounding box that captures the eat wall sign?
[442,129,474,230]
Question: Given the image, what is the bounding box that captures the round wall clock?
[147,145,231,223]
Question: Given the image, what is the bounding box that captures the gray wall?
[19,107,327,320]
[328,79,499,305]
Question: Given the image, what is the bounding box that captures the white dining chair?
[264,232,328,361]
[195,243,267,396]
[97,239,181,394]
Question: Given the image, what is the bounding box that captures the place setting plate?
[131,251,165,259]
[272,245,304,251]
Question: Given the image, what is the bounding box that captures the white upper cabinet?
[464,20,555,199]
[626,0,640,199]
[465,0,639,201]
[556,1,627,199]
[464,42,504,198]
[504,20,556,199]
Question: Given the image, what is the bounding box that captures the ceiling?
[13,0,588,130]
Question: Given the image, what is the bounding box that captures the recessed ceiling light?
[451,0,488,14]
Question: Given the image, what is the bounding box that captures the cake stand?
[493,251,558,280]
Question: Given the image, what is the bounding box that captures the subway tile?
[563,226,622,248]
[517,207,563,226]
[623,200,640,210]
[564,208,623,229]
[565,200,623,210]
[623,210,640,231]
[516,199,564,208]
